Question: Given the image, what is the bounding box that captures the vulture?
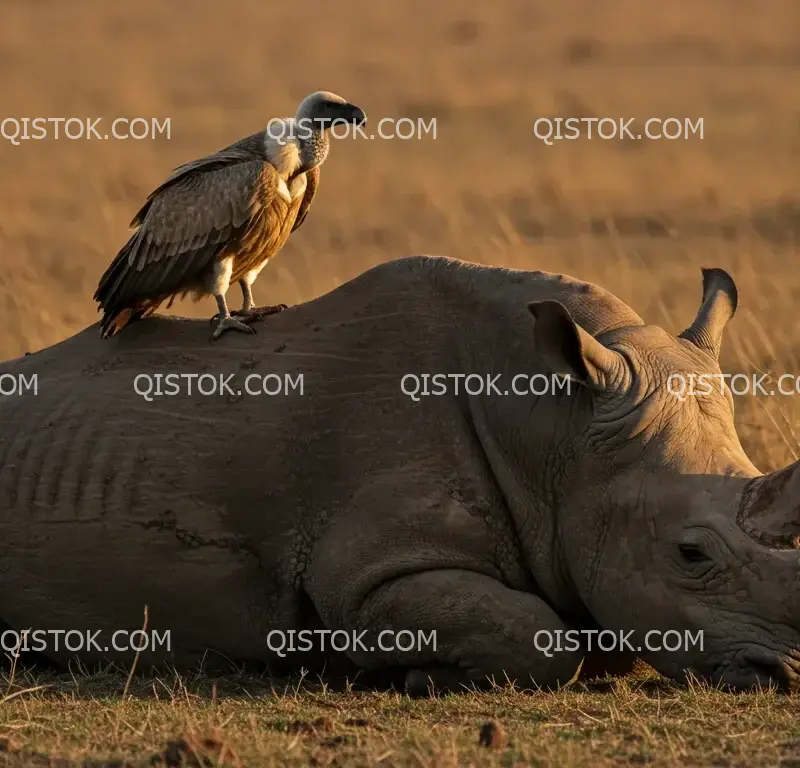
[94,91,367,339]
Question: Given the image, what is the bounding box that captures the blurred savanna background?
[1,0,799,471]
[1,1,800,764]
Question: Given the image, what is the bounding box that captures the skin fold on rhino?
[0,254,797,695]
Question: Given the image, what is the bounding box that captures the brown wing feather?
[291,165,319,233]
[95,158,281,337]
[129,131,268,228]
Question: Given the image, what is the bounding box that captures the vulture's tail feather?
[95,235,147,338]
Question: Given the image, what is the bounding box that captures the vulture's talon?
[210,316,258,341]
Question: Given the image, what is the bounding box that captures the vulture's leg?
[210,293,257,340]
[239,278,255,313]
[208,258,257,340]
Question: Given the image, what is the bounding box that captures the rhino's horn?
[737,463,800,549]
[678,268,738,360]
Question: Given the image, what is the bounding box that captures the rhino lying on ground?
[0,255,797,695]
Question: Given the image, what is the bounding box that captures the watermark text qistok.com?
[1,117,171,145]
[534,629,703,658]
[266,629,437,658]
[401,373,572,402]
[1,629,170,655]
[533,117,703,145]
[0,373,37,396]
[134,372,303,401]
[668,373,800,400]
[266,116,436,145]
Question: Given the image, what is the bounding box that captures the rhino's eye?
[678,543,712,564]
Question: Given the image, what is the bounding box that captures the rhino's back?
[0,255,641,665]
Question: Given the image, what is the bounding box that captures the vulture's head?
[295,91,367,132]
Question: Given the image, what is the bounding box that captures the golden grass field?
[0,0,799,764]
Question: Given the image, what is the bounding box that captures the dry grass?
[0,0,799,764]
[0,665,798,767]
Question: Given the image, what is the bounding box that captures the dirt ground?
[0,0,799,764]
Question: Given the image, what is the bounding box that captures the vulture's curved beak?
[347,104,368,127]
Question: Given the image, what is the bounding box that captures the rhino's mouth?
[709,647,800,692]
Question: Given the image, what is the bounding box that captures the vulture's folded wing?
[96,160,280,308]
[129,131,268,228]
[291,165,320,233]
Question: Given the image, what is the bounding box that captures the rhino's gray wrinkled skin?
[0,255,797,695]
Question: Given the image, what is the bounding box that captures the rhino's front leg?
[343,569,583,696]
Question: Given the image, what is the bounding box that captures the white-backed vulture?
[94,91,367,339]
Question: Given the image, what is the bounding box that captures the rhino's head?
[528,269,800,690]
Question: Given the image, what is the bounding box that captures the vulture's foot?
[208,304,288,325]
[210,315,257,341]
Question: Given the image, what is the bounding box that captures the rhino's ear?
[678,267,737,361]
[528,300,626,390]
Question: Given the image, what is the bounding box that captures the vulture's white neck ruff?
[262,117,329,177]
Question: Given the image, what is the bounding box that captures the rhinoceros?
[0,255,797,695]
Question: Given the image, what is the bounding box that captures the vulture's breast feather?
[230,173,307,279]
